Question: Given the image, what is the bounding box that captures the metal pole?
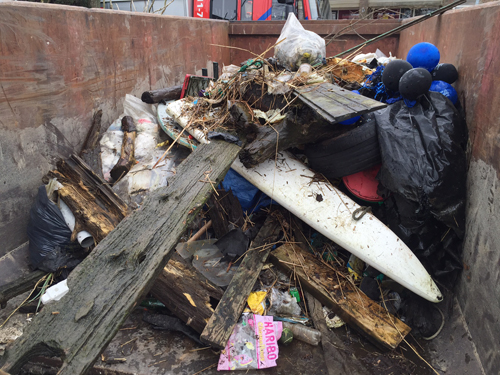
[332,0,466,58]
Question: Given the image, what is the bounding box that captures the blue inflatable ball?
[429,80,458,105]
[399,68,433,101]
[406,42,440,72]
[339,90,361,125]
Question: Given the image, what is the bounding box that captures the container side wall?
[398,4,500,374]
[0,2,230,257]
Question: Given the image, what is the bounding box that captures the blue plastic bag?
[221,169,274,214]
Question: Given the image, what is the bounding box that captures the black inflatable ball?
[382,60,413,92]
[399,68,433,101]
[431,63,458,84]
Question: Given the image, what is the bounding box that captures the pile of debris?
[0,12,467,375]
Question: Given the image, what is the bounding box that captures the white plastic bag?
[274,13,326,71]
[100,94,176,206]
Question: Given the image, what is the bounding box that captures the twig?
[188,220,213,242]
[148,359,167,367]
[192,362,217,375]
[119,337,137,348]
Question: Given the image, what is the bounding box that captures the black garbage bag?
[27,186,83,273]
[374,92,467,282]
[375,92,467,237]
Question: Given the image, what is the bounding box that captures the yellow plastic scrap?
[247,291,267,315]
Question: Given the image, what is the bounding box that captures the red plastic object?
[343,164,383,202]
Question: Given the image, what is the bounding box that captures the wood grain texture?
[151,252,224,334]
[48,155,129,244]
[269,243,411,350]
[0,141,241,375]
[0,270,46,309]
[293,83,387,123]
[200,214,281,349]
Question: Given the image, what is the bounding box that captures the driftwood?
[208,187,244,238]
[0,270,46,309]
[200,214,281,349]
[306,292,367,375]
[0,141,241,375]
[110,116,137,182]
[235,82,386,168]
[269,243,411,350]
[151,252,224,334]
[47,155,129,244]
[79,110,102,156]
[141,85,182,104]
[232,100,348,168]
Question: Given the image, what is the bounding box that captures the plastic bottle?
[282,322,322,346]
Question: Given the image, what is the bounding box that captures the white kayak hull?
[163,100,443,303]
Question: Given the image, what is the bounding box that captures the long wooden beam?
[269,243,411,350]
[200,214,281,349]
[0,141,241,375]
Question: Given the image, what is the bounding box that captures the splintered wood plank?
[293,82,386,123]
[269,244,410,350]
[0,141,241,375]
[48,155,129,244]
[200,214,282,349]
[151,252,224,334]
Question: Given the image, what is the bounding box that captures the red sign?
[193,0,210,18]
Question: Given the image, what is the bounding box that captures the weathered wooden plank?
[293,83,386,124]
[306,292,367,375]
[55,155,129,221]
[79,110,102,157]
[0,141,241,375]
[150,252,224,334]
[47,155,129,244]
[200,214,281,349]
[141,85,182,104]
[269,243,410,350]
[0,270,46,309]
[208,187,244,238]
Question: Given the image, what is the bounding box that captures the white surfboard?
[162,101,443,303]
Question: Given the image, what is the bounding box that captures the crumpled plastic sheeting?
[100,94,184,206]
